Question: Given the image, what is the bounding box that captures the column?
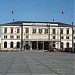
[43,41,44,50]
[37,41,38,50]
[30,41,32,50]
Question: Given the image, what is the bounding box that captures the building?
[0,21,75,51]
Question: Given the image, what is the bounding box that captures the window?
[26,28,29,33]
[61,36,64,39]
[52,44,55,47]
[32,29,36,33]
[52,41,55,47]
[66,36,69,39]
[45,29,48,34]
[53,36,55,39]
[52,29,56,34]
[73,30,75,34]
[10,28,13,33]
[10,35,14,39]
[10,42,13,48]
[4,35,7,39]
[17,36,20,39]
[4,28,7,33]
[61,29,63,34]
[39,29,42,34]
[4,41,7,48]
[66,42,69,48]
[66,29,69,34]
[26,36,28,39]
[74,36,75,39]
[17,42,20,48]
[17,28,20,33]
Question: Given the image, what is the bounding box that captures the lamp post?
[60,28,61,50]
[48,23,50,51]
[59,11,64,50]
[72,22,74,52]
[21,25,23,51]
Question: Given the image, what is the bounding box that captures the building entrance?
[32,41,49,50]
[32,41,37,49]
[44,41,49,50]
[24,41,30,50]
[25,44,30,50]
[38,41,43,50]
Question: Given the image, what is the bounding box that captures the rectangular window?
[45,29,48,34]
[61,36,64,39]
[4,35,7,39]
[73,30,75,34]
[10,35,14,39]
[61,29,63,34]
[11,28,13,33]
[53,36,55,39]
[66,36,69,39]
[17,36,20,39]
[74,36,75,39]
[17,28,20,33]
[32,29,36,33]
[26,28,29,33]
[39,29,42,34]
[52,29,56,34]
[66,29,69,34]
[4,28,7,33]
[26,36,29,39]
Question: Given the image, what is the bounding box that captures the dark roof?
[6,21,70,25]
[0,21,73,27]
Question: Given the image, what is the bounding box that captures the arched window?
[66,42,69,48]
[4,41,7,48]
[17,42,20,48]
[10,42,13,48]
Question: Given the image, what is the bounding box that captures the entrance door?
[38,41,43,50]
[32,41,37,49]
[17,42,20,48]
[44,41,49,50]
[26,44,29,50]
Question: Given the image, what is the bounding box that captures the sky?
[0,0,74,25]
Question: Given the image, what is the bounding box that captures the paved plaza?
[0,50,75,75]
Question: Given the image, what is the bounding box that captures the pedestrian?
[28,45,30,50]
[24,44,26,50]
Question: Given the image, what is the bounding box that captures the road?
[0,50,75,75]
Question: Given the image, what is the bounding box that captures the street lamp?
[48,23,50,51]
[62,11,64,14]
[60,27,61,50]
[72,22,74,52]
[21,25,23,51]
[59,11,64,50]
[53,19,54,21]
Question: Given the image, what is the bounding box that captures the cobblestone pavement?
[0,50,75,75]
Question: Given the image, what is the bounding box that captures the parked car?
[49,47,56,52]
[68,47,75,52]
[61,48,65,52]
[61,48,75,52]
[61,48,70,52]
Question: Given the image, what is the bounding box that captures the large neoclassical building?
[0,21,75,51]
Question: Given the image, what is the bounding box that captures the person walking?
[24,44,26,50]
